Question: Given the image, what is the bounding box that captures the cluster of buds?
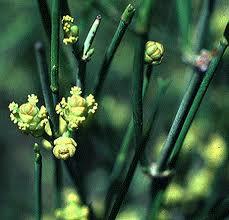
[145,41,164,65]
[55,188,89,219]
[9,95,48,137]
[56,86,98,130]
[52,86,98,160]
[9,86,98,160]
[62,15,79,45]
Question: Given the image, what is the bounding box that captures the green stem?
[35,42,57,135]
[104,65,153,217]
[51,0,62,209]
[140,78,170,169]
[156,0,215,174]
[107,33,145,220]
[34,143,42,220]
[107,1,155,218]
[50,0,60,104]
[147,181,164,220]
[175,0,191,52]
[94,4,135,99]
[36,0,51,40]
[168,38,228,168]
[147,1,215,217]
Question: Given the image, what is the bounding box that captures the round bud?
[70,25,79,37]
[145,41,164,65]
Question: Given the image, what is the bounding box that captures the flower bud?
[145,41,164,65]
[9,94,48,137]
[53,136,77,160]
[56,87,98,130]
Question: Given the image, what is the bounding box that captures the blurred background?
[0,0,228,219]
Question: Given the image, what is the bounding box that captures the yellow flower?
[9,94,48,137]
[145,41,164,65]
[53,136,77,160]
[56,86,98,130]
[62,15,79,45]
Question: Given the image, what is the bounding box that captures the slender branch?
[107,1,155,218]
[168,38,228,168]
[156,0,216,174]
[34,143,42,220]
[50,0,60,104]
[36,0,51,40]
[35,42,57,134]
[147,2,220,217]
[140,78,170,169]
[175,0,191,52]
[51,0,62,210]
[94,4,135,99]
[104,65,153,216]
[107,33,145,220]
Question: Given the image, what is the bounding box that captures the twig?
[104,65,153,216]
[94,4,135,99]
[34,143,42,220]
[147,1,220,217]
[168,38,228,168]
[107,1,155,218]
[51,0,62,209]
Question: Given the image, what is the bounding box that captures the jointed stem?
[148,3,224,217]
[34,143,42,220]
[104,65,153,216]
[51,0,62,209]
[94,4,135,99]
[107,1,155,218]
[108,34,145,220]
[169,38,228,168]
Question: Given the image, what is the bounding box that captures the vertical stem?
[51,0,62,209]
[36,0,51,40]
[34,143,42,220]
[51,0,60,105]
[35,42,56,133]
[148,2,220,217]
[107,34,145,220]
[94,4,135,99]
[168,39,228,168]
[108,1,155,218]
[104,65,153,217]
[175,0,191,52]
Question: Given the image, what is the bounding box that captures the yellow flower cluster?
[9,94,48,137]
[56,86,98,130]
[9,87,98,160]
[62,15,79,45]
[55,188,89,220]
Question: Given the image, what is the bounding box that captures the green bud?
[145,41,164,65]
[70,25,79,37]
